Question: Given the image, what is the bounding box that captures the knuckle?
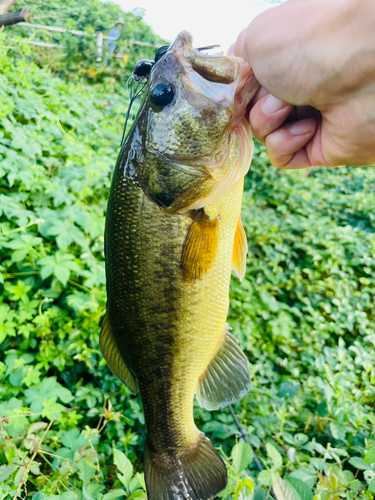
[268,151,291,168]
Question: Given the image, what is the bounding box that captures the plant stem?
[12,418,55,500]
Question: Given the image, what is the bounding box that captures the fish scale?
[107,148,243,446]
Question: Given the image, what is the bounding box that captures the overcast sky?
[112,0,280,52]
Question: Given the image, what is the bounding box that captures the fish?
[101,31,259,500]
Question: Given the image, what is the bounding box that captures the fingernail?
[289,118,317,136]
[263,95,287,114]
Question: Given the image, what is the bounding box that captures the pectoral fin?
[232,216,248,281]
[181,209,219,282]
[100,313,139,395]
[196,324,251,410]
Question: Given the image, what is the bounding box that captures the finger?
[265,118,318,168]
[249,94,294,145]
[231,28,248,59]
[244,87,268,123]
[249,86,269,108]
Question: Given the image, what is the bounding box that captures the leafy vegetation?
[1,4,375,499]
[10,0,166,85]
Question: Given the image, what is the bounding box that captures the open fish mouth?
[170,31,242,85]
[150,30,259,121]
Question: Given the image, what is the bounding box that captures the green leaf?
[368,477,375,493]
[78,459,96,486]
[5,234,42,263]
[272,475,297,500]
[348,457,370,470]
[266,442,283,471]
[102,489,126,500]
[231,440,253,473]
[278,381,300,398]
[258,470,273,487]
[288,467,317,489]
[349,480,361,492]
[253,489,267,500]
[14,466,25,487]
[294,434,308,446]
[61,428,88,450]
[0,464,18,482]
[54,264,70,285]
[364,449,375,465]
[135,472,146,491]
[5,280,31,301]
[82,485,95,500]
[113,448,133,489]
[29,462,40,475]
[42,397,66,421]
[38,251,81,284]
[127,491,147,500]
[285,476,313,500]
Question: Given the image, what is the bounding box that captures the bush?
[9,0,166,86]
[1,26,375,500]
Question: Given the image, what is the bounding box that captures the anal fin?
[196,324,250,410]
[232,216,248,281]
[100,312,138,395]
[182,208,219,282]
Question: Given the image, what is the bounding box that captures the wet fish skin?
[101,31,259,500]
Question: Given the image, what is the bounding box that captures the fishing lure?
[120,45,169,147]
[120,44,220,147]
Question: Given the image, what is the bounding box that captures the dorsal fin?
[196,323,251,410]
[232,216,248,281]
[181,209,219,282]
[100,313,139,394]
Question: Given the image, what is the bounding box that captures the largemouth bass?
[101,31,259,500]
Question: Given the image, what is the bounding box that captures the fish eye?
[149,82,175,109]
[133,59,154,80]
[154,45,169,63]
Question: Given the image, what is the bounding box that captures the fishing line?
[229,405,263,471]
[120,43,222,149]
[229,405,277,500]
[120,75,148,148]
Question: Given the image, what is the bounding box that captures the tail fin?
[144,433,227,500]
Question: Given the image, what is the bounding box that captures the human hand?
[231,0,375,168]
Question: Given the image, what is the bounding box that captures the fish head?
[137,31,259,213]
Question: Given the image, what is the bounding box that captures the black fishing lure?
[120,46,170,147]
[120,44,220,147]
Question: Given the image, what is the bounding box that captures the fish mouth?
[171,31,241,85]
[163,30,259,119]
[147,31,259,166]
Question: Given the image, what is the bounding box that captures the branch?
[0,7,29,26]
[0,0,17,15]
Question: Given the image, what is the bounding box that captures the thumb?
[231,28,250,60]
